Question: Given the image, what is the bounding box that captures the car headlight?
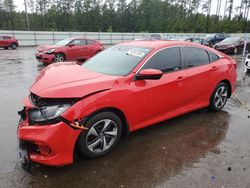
[29,104,71,123]
[44,48,55,54]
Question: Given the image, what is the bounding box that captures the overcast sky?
[14,0,241,17]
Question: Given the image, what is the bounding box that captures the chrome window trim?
[135,45,223,75]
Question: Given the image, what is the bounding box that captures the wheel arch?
[219,79,232,98]
[83,107,130,137]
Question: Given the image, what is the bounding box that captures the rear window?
[183,47,210,67]
[3,36,11,39]
[87,40,95,45]
[208,51,220,62]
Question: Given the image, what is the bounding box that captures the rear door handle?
[211,66,218,71]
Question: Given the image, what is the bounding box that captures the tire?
[209,82,229,111]
[234,47,238,55]
[95,50,101,55]
[77,111,122,158]
[10,43,17,49]
[4,47,8,49]
[53,53,65,63]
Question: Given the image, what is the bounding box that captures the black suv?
[204,33,230,47]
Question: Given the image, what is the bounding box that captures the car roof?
[119,40,224,56]
[119,40,204,49]
[68,37,95,40]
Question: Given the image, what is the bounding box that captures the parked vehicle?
[185,37,209,46]
[245,54,250,71]
[205,33,230,47]
[0,36,18,49]
[36,38,104,64]
[18,40,237,167]
[214,37,250,54]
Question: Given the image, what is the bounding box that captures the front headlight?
[44,48,55,54]
[29,104,71,123]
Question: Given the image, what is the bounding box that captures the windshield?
[82,45,152,76]
[205,34,215,38]
[56,38,72,46]
[221,37,240,43]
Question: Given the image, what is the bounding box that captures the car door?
[0,36,4,47]
[86,40,97,57]
[129,47,188,129]
[67,39,88,60]
[2,36,11,47]
[182,46,214,107]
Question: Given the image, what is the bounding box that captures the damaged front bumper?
[18,118,81,166]
[17,97,83,166]
[36,52,55,64]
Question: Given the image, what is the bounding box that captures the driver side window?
[70,39,86,46]
[142,47,181,73]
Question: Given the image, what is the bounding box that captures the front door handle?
[176,76,184,81]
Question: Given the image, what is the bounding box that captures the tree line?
[0,0,250,33]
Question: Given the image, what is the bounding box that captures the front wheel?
[53,53,65,63]
[209,82,229,111]
[10,43,17,49]
[77,111,122,158]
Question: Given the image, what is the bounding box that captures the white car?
[245,54,250,71]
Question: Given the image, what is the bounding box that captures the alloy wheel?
[54,54,65,62]
[86,119,118,153]
[214,86,228,109]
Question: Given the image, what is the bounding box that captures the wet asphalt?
[0,47,250,188]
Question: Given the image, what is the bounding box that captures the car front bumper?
[36,53,55,64]
[18,119,81,166]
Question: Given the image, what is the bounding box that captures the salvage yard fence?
[0,30,250,46]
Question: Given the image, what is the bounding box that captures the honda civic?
[18,40,237,167]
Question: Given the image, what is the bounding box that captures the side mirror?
[68,43,75,47]
[135,69,163,80]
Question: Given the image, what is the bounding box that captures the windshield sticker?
[126,48,148,58]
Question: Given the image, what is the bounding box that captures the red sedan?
[18,40,237,167]
[36,38,104,64]
[0,36,18,49]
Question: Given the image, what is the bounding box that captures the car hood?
[30,62,119,98]
[37,45,62,52]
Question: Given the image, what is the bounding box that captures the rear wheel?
[209,82,229,111]
[10,43,17,49]
[77,111,122,158]
[53,53,65,63]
